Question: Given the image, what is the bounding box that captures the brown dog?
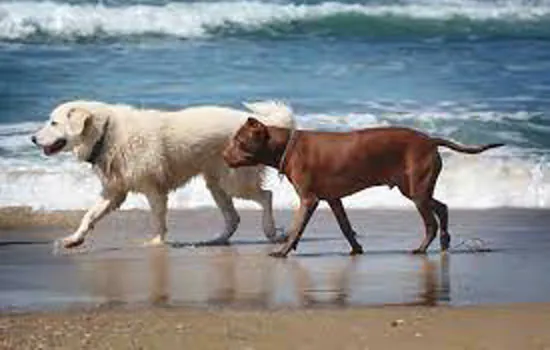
[223,118,503,258]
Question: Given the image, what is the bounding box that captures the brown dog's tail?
[433,138,504,154]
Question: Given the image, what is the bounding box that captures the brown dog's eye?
[236,138,247,150]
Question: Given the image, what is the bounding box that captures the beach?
[3,0,550,346]
[1,207,550,349]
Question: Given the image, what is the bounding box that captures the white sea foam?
[1,151,550,210]
[0,114,549,210]
[1,0,550,41]
[300,109,543,134]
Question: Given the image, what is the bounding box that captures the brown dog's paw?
[411,248,427,255]
[268,250,288,258]
[350,247,364,255]
[440,234,451,251]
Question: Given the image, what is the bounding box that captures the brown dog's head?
[224,117,269,168]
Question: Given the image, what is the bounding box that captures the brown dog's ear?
[246,117,263,128]
[245,117,269,143]
[67,107,92,135]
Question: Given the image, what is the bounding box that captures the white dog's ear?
[67,107,92,135]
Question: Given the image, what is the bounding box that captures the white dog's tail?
[243,100,295,129]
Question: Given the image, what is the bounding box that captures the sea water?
[1,0,550,210]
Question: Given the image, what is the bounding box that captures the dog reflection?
[290,257,358,307]
[289,254,450,307]
[207,246,276,307]
[417,254,450,306]
[82,247,450,308]
[82,247,171,306]
[149,247,170,305]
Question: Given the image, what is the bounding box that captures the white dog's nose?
[31,135,37,145]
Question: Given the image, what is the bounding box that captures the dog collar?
[86,119,109,165]
[278,128,299,177]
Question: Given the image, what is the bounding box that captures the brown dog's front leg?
[327,199,364,255]
[269,197,319,258]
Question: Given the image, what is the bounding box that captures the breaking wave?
[2,0,550,42]
[1,115,550,210]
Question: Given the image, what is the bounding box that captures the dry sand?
[2,304,550,349]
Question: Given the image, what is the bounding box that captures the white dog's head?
[32,101,106,159]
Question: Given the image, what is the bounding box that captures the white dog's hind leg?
[62,192,127,248]
[205,178,240,244]
[144,191,168,246]
[246,189,287,243]
[225,166,285,243]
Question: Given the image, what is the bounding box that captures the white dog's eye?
[50,121,58,126]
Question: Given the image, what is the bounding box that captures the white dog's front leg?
[144,191,168,246]
[62,193,127,248]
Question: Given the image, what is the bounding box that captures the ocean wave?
[1,0,550,42]
[2,106,549,209]
[1,151,549,210]
[300,108,550,149]
[2,107,545,154]
[1,108,547,155]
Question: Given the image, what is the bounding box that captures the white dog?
[31,100,295,248]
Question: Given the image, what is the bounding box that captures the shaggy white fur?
[32,100,295,248]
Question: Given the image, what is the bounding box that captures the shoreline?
[3,205,550,228]
[2,207,550,348]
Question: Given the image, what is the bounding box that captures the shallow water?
[1,209,549,312]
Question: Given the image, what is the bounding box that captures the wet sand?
[2,207,550,348]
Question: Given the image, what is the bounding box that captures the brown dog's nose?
[31,135,37,145]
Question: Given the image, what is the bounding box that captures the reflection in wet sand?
[85,254,129,306]
[416,254,451,306]
[291,254,451,307]
[2,209,550,311]
[149,247,170,305]
[206,246,277,308]
[79,247,452,308]
[291,257,358,307]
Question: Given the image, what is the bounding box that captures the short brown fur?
[223,118,503,257]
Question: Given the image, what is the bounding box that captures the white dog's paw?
[143,235,165,247]
[200,236,231,246]
[61,235,85,249]
[52,235,86,255]
[267,227,288,244]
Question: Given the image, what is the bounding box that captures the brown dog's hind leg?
[269,197,319,258]
[327,199,364,255]
[431,199,451,251]
[412,198,439,254]
[406,151,444,254]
